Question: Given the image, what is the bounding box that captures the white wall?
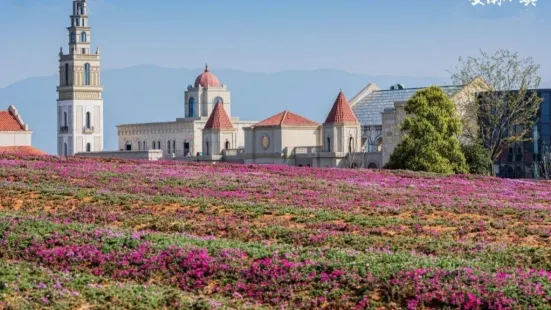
[57,99,103,155]
[0,131,32,147]
[281,127,320,151]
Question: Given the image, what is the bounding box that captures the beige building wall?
[202,129,237,156]
[281,127,320,151]
[185,85,232,118]
[118,119,254,157]
[0,131,32,147]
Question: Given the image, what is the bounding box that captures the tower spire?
[68,0,91,55]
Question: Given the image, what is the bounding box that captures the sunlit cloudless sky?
[0,0,548,87]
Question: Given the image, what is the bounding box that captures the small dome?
[194,64,221,88]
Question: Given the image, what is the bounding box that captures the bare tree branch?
[450,49,542,165]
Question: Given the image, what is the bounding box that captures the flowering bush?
[0,154,550,308]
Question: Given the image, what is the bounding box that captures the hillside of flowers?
[0,154,550,309]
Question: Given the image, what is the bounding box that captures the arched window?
[184,140,190,155]
[158,141,161,151]
[70,32,76,43]
[64,143,68,156]
[138,141,141,150]
[348,137,354,153]
[167,140,171,154]
[213,96,223,104]
[172,140,176,154]
[125,141,132,151]
[376,138,383,152]
[80,32,87,43]
[143,141,147,150]
[85,111,91,128]
[225,140,230,150]
[326,137,331,152]
[152,141,155,150]
[86,143,91,152]
[205,140,209,155]
[65,64,69,85]
[63,112,68,127]
[84,63,91,85]
[188,97,195,117]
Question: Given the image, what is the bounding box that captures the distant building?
[195,90,364,168]
[0,105,45,155]
[115,64,258,158]
[349,79,487,167]
[494,89,551,179]
[57,0,104,156]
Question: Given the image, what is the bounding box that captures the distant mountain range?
[0,65,471,154]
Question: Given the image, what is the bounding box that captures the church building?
[115,65,258,158]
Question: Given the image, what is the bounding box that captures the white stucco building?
[115,65,257,159]
[188,90,363,168]
[57,0,104,156]
[0,105,45,155]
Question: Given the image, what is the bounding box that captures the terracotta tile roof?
[254,110,319,127]
[204,101,234,130]
[0,111,25,131]
[324,90,359,124]
[0,146,46,156]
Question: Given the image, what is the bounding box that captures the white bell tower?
[57,0,104,156]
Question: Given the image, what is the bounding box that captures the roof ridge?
[372,84,463,93]
[280,110,288,126]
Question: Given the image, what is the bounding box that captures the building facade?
[195,90,364,168]
[0,105,45,155]
[495,89,551,179]
[350,79,487,168]
[115,65,257,158]
[57,0,104,156]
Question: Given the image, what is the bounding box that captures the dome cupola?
[194,64,221,88]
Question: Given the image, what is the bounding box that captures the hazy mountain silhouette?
[1,65,457,154]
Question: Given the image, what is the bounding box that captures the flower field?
[0,154,550,309]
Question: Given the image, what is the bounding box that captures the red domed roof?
[194,64,221,88]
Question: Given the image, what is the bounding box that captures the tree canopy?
[385,86,468,174]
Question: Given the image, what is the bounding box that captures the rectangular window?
[542,98,550,122]
[543,124,551,136]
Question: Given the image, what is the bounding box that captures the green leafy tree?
[461,139,492,175]
[385,86,468,174]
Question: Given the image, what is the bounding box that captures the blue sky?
[0,0,548,87]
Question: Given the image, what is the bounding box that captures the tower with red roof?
[202,100,237,157]
[322,90,361,154]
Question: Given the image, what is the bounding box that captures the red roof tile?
[324,90,359,124]
[0,111,25,131]
[0,146,46,156]
[204,101,234,130]
[254,110,319,127]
